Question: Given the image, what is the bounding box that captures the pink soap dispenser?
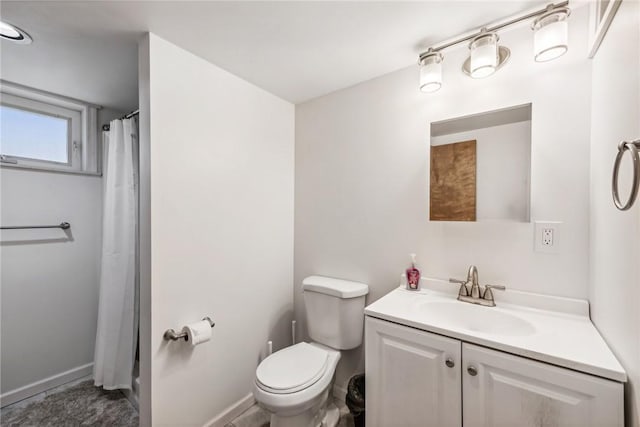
[406,253,421,291]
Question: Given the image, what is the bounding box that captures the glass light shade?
[470,33,499,79]
[533,12,569,62]
[419,52,443,93]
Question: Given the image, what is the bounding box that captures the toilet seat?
[256,342,329,394]
[253,342,341,420]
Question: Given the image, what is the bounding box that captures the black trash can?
[346,374,365,427]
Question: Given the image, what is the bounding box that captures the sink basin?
[419,300,536,336]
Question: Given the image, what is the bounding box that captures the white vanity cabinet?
[462,343,623,427]
[365,317,462,427]
[365,316,624,427]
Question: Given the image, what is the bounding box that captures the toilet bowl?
[253,275,369,427]
[253,342,340,427]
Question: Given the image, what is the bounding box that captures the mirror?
[429,104,532,222]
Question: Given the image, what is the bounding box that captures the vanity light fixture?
[419,49,444,93]
[0,21,32,44]
[418,2,569,92]
[532,5,571,62]
[469,30,498,78]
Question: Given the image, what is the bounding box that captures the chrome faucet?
[467,265,480,299]
[449,265,505,307]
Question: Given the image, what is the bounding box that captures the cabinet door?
[462,343,623,427]
[365,317,462,427]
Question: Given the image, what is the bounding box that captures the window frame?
[1,95,80,170]
[0,80,100,175]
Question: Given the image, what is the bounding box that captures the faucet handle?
[482,284,506,304]
[449,278,469,296]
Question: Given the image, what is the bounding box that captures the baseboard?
[333,383,347,403]
[203,393,255,427]
[0,363,93,408]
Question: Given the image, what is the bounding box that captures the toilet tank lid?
[302,276,369,298]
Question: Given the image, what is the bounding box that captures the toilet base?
[323,401,340,427]
[268,389,339,427]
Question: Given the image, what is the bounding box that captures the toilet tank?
[302,276,369,350]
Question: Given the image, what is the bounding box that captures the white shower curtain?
[94,118,138,390]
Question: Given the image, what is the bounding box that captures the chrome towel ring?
[612,139,640,211]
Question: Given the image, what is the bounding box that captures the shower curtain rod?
[121,109,139,120]
[102,109,139,131]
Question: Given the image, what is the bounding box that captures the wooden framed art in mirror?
[429,104,532,223]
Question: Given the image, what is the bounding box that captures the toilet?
[253,275,369,427]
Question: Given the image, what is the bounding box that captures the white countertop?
[364,279,627,382]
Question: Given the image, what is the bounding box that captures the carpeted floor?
[0,380,138,427]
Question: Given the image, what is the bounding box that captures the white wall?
[0,168,102,404]
[589,2,640,426]
[295,6,592,390]
[140,33,294,426]
[431,120,531,222]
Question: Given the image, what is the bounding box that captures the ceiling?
[0,1,549,110]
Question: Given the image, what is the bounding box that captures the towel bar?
[1,222,70,230]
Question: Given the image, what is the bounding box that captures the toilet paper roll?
[182,320,212,347]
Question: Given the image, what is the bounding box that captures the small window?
[0,83,98,174]
[1,104,71,164]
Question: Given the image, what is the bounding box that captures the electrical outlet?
[535,221,562,253]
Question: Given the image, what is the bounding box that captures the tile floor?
[0,378,138,427]
[2,380,354,427]
[225,398,355,427]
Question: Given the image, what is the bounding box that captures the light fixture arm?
[418,1,568,58]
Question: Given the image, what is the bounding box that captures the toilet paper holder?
[163,317,215,341]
